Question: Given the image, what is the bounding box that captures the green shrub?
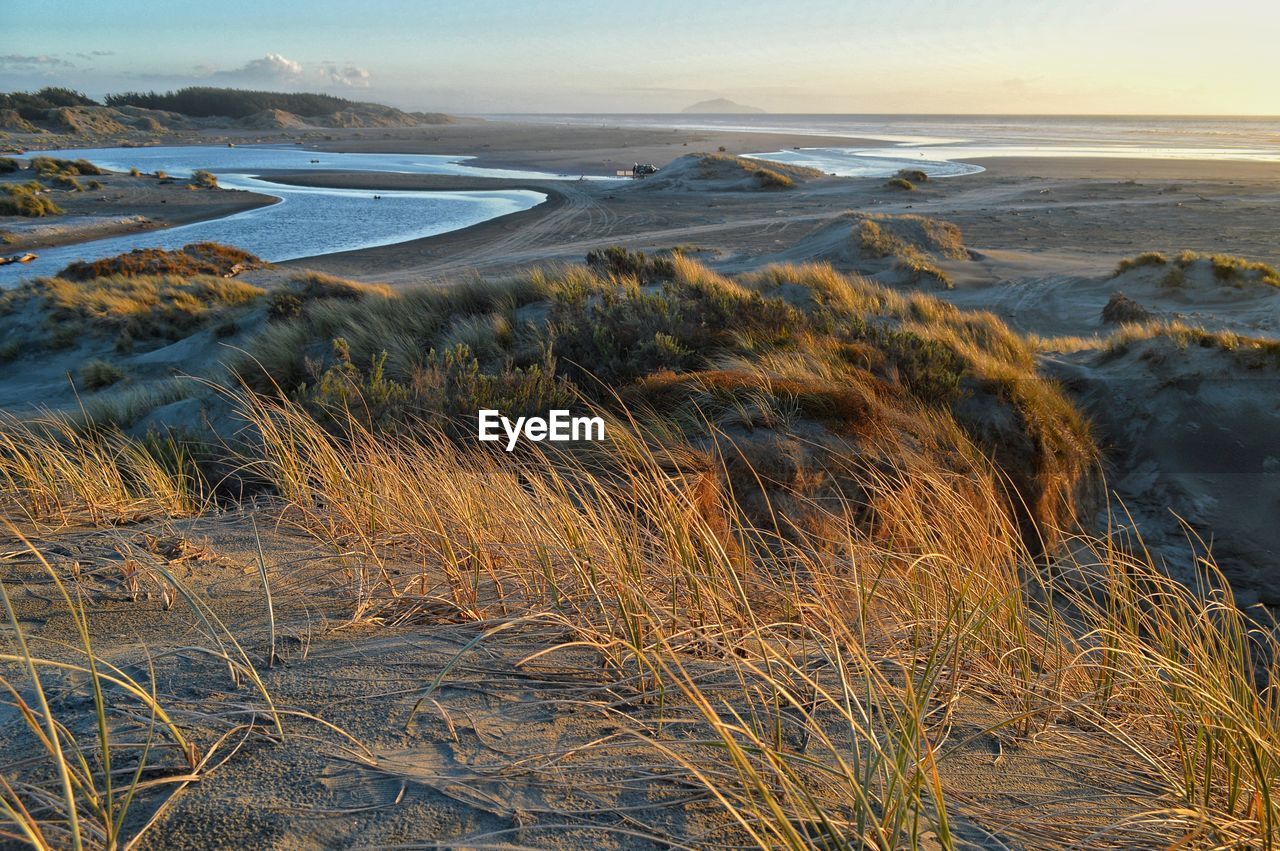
[750,166,793,189]
[1115,251,1168,275]
[585,246,675,283]
[0,157,19,174]
[80,359,126,390]
[0,87,97,111]
[105,86,374,119]
[189,169,218,189]
[51,174,84,191]
[2,272,265,347]
[0,183,62,217]
[267,291,304,322]
[886,177,916,191]
[30,156,105,177]
[895,168,929,183]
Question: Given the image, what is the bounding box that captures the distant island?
[681,97,765,114]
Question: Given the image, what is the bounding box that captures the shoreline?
[1,171,279,254]
[7,118,1279,273]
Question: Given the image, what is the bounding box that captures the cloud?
[212,52,305,84]
[321,62,371,88]
[196,53,372,90]
[0,54,74,70]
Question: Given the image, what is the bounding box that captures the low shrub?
[894,246,953,289]
[50,173,84,191]
[1114,251,1168,275]
[0,183,62,217]
[1,272,265,346]
[80,358,126,390]
[585,246,676,283]
[750,165,793,189]
[857,219,902,258]
[266,291,304,321]
[1101,292,1152,324]
[189,169,219,189]
[30,156,106,177]
[0,157,19,173]
[58,242,263,280]
[288,270,392,301]
[886,176,916,191]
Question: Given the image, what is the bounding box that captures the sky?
[5,0,1278,115]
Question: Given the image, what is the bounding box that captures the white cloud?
[196,54,372,90]
[322,62,371,88]
[212,53,304,84]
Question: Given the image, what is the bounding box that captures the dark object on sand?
[1102,291,1153,324]
[633,163,659,177]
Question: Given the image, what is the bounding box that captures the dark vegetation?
[105,87,387,119]
[1,86,450,132]
[79,359,126,390]
[0,87,98,118]
[1101,292,1153,324]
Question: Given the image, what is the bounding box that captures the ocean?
[486,113,1280,165]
